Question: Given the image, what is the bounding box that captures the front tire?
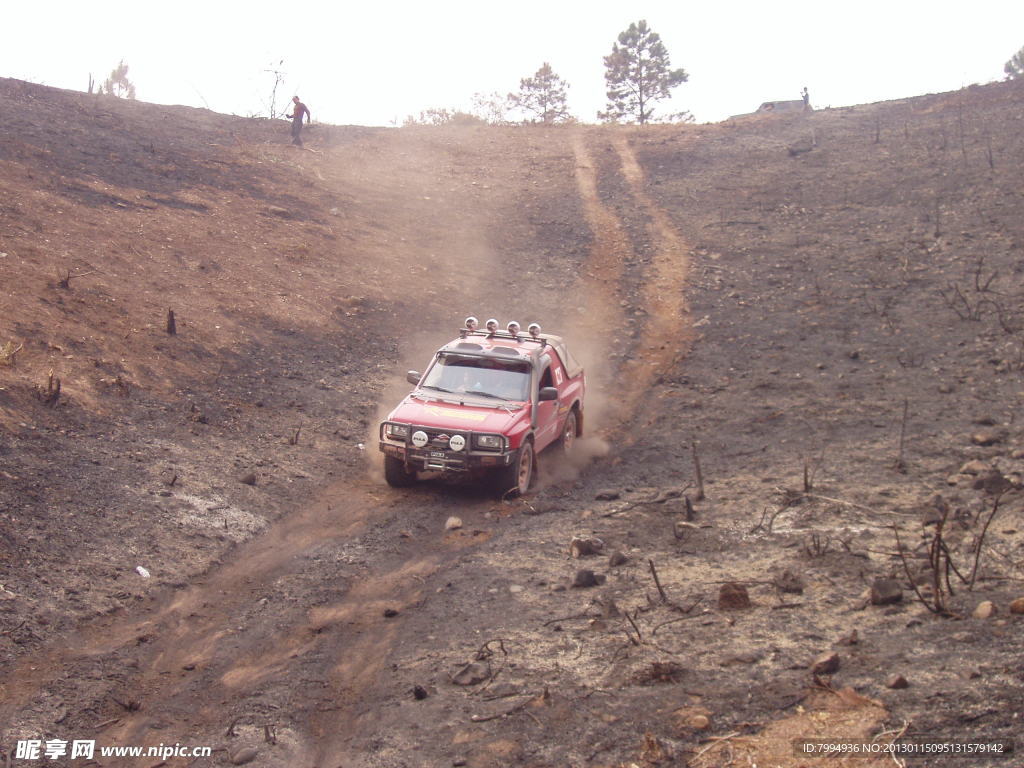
[558,409,578,455]
[494,440,534,498]
[384,455,417,487]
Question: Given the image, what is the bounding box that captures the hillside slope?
[1,78,1022,767]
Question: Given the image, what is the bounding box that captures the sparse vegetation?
[98,59,136,99]
[1004,45,1024,80]
[600,20,688,124]
[403,107,485,126]
[507,62,572,124]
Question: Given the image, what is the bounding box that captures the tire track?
[569,129,693,432]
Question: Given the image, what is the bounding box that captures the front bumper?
[379,422,514,473]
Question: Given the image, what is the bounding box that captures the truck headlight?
[385,423,410,439]
[475,434,504,451]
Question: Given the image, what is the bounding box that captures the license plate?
[430,451,446,458]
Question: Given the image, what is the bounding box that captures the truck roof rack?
[458,329,547,347]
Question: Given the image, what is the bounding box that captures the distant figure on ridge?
[287,96,311,147]
[801,86,811,111]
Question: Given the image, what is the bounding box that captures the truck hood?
[387,393,528,434]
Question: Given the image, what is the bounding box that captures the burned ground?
[1,77,1023,767]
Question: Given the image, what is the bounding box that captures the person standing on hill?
[287,96,311,146]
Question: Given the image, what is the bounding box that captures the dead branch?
[623,610,643,645]
[55,267,98,289]
[749,505,785,534]
[893,524,953,616]
[0,342,23,366]
[542,612,594,627]
[969,491,1006,589]
[600,487,688,518]
[692,441,705,500]
[802,532,832,558]
[648,559,668,603]
[894,399,909,472]
[38,370,61,406]
[469,693,535,722]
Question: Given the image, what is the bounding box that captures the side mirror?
[538,386,558,402]
[407,371,422,385]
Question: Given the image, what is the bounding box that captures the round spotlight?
[464,316,478,331]
[485,318,499,333]
[507,321,521,336]
[528,322,542,338]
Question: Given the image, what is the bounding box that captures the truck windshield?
[421,353,531,401]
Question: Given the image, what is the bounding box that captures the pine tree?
[600,20,687,124]
[1005,46,1024,80]
[102,60,137,99]
[508,63,571,124]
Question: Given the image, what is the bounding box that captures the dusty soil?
[1,76,1023,767]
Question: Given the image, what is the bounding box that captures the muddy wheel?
[384,455,417,487]
[557,409,578,455]
[495,440,534,498]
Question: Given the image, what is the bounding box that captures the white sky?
[4,1,1024,125]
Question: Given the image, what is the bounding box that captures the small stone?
[811,652,840,676]
[937,382,954,394]
[870,578,903,606]
[238,472,257,486]
[383,608,398,618]
[837,629,859,646]
[672,706,713,732]
[595,489,620,501]
[717,582,751,610]
[444,516,463,530]
[1011,448,1024,460]
[974,470,1013,495]
[412,685,428,700]
[1009,597,1024,614]
[674,520,698,539]
[569,536,604,557]
[608,550,628,567]
[230,747,258,765]
[689,714,711,730]
[886,674,909,689]
[971,429,1003,447]
[973,600,997,619]
[508,585,525,594]
[572,569,601,588]
[774,570,805,594]
[959,459,991,475]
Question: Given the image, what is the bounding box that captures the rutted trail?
[2,124,697,767]
[569,129,692,431]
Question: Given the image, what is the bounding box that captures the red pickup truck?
[378,320,585,496]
